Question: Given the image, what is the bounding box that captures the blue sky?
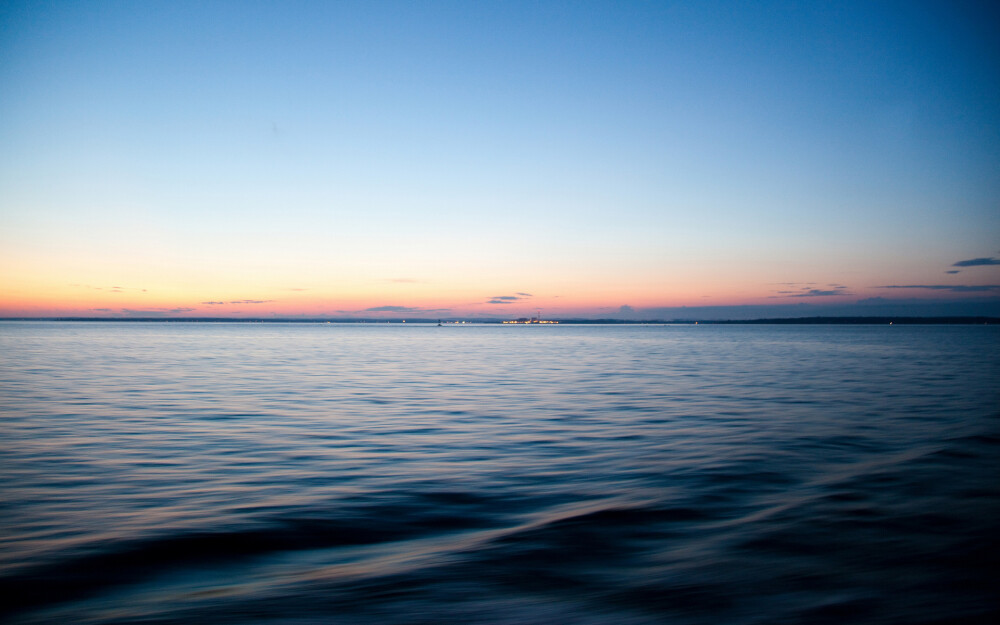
[1,1,998,318]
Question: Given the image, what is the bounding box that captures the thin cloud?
[202,301,226,305]
[229,299,273,304]
[73,284,147,293]
[877,284,1000,293]
[952,257,1000,267]
[119,307,196,316]
[798,289,848,297]
[773,285,850,298]
[365,305,420,312]
[487,293,533,304]
[361,305,450,313]
[945,270,960,274]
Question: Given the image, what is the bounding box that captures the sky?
[1,0,999,319]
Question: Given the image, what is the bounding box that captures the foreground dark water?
[1,322,997,624]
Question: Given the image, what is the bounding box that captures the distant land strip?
[2,316,998,324]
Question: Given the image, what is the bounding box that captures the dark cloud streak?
[878,284,1000,293]
[362,305,452,313]
[952,257,1000,267]
[119,307,196,317]
[773,285,851,298]
[487,293,533,304]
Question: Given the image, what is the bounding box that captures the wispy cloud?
[797,289,848,297]
[945,270,960,274]
[365,305,420,312]
[877,284,1000,293]
[952,257,1000,267]
[362,305,451,314]
[201,299,275,305]
[119,307,196,316]
[71,284,147,293]
[487,293,533,304]
[772,284,851,298]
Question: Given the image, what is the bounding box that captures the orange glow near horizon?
[1,228,996,319]
[0,277,956,319]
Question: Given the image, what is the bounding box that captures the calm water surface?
[1,322,998,624]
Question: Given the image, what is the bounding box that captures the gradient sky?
[2,0,999,319]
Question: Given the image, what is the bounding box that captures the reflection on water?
[1,322,998,624]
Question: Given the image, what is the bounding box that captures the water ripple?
[1,322,998,624]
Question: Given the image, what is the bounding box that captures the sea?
[1,321,997,624]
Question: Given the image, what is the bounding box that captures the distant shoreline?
[2,316,997,325]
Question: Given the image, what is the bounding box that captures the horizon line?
[3,316,999,325]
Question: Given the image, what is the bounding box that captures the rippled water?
[1,321,997,624]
